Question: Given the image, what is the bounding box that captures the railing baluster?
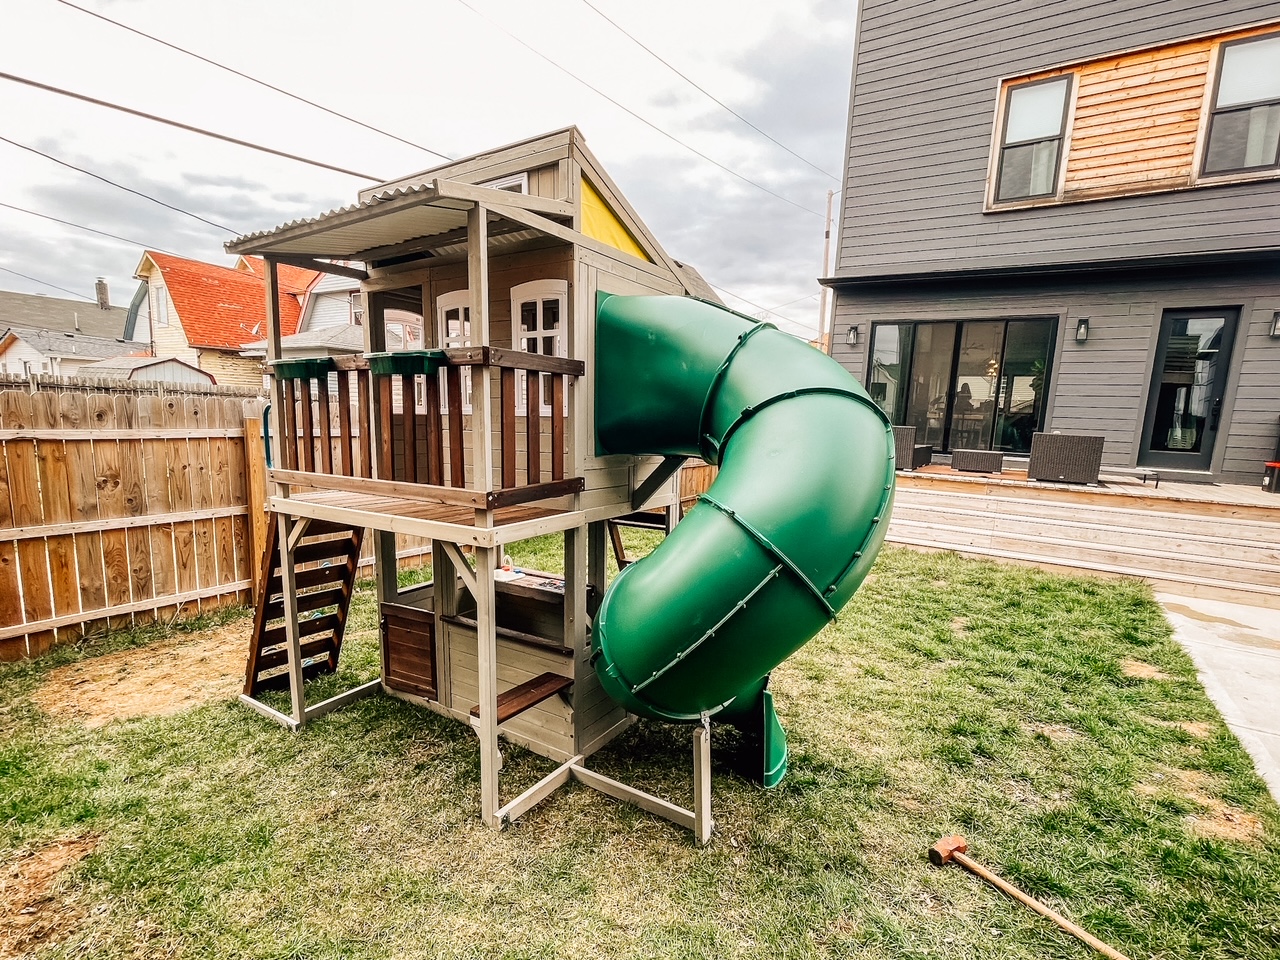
[447,367,465,487]
[281,379,298,470]
[316,375,333,475]
[377,374,393,480]
[526,372,541,485]
[298,376,315,473]
[401,373,417,483]
[424,367,443,486]
[357,370,372,478]
[500,367,516,489]
[336,370,353,477]
[551,374,565,481]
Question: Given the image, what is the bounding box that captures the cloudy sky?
[2,0,856,339]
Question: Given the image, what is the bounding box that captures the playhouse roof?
[225,127,691,287]
[137,252,320,350]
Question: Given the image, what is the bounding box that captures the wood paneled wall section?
[0,385,258,660]
[1063,42,1212,199]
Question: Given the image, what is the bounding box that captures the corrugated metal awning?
[225,179,576,262]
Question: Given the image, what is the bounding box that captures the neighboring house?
[825,1,1280,484]
[0,284,138,377]
[76,355,216,385]
[133,251,319,389]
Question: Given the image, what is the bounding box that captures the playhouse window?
[437,289,473,414]
[511,280,568,416]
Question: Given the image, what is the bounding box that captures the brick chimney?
[95,277,110,310]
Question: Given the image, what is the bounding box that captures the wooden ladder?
[244,516,364,698]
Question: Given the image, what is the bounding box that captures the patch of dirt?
[1147,717,1215,739]
[1,835,99,959]
[32,622,249,728]
[949,616,970,635]
[1135,768,1264,843]
[1121,658,1170,681]
[1030,723,1079,742]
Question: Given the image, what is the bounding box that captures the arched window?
[510,280,568,415]
[436,289,472,414]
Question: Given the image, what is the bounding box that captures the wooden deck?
[890,466,1280,608]
[272,489,582,548]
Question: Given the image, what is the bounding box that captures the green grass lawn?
[2,542,1278,959]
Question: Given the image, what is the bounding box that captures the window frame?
[436,288,473,415]
[989,74,1074,207]
[1199,30,1280,179]
[153,282,169,327]
[510,279,568,417]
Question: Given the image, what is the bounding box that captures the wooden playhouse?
[231,127,723,839]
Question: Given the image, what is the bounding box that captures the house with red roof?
[133,251,320,389]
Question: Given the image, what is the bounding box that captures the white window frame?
[436,289,473,414]
[510,279,568,416]
[479,172,529,194]
[986,74,1074,208]
[153,282,169,327]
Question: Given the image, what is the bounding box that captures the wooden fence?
[0,379,431,662]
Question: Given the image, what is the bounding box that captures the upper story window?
[511,280,567,416]
[153,282,169,326]
[994,76,1071,203]
[1203,33,1280,175]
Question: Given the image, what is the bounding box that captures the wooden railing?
[270,348,584,510]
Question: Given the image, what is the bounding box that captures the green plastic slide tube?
[592,294,895,775]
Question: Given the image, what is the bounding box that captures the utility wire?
[710,282,817,336]
[577,0,839,182]
[451,0,824,219]
[0,201,182,257]
[0,135,237,234]
[0,71,384,181]
[52,0,454,164]
[0,264,96,302]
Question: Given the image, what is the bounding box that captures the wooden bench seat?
[471,671,573,725]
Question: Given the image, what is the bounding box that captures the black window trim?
[992,74,1074,205]
[1200,30,1280,178]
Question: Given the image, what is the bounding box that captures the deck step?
[887,478,1280,608]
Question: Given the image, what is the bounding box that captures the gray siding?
[838,0,1280,278]
[832,264,1280,484]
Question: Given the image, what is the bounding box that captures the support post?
[473,544,501,827]
[693,720,713,846]
[467,203,495,529]
[264,260,287,500]
[431,538,459,707]
[276,512,307,725]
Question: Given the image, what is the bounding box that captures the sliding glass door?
[867,317,1055,454]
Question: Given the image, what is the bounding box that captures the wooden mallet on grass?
[928,835,1132,960]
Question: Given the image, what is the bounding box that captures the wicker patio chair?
[892,425,933,471]
[1027,432,1105,484]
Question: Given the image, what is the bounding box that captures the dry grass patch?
[0,836,99,960]
[1121,658,1171,681]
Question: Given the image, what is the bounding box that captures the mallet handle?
[952,851,1132,960]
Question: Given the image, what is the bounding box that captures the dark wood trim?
[487,477,585,509]
[489,346,585,376]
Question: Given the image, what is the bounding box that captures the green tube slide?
[592,293,895,787]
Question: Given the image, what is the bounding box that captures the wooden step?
[470,671,573,725]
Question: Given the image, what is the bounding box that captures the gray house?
[824,0,1280,485]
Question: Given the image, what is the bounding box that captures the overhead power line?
[451,0,824,219]
[0,201,181,256]
[709,282,817,336]
[0,71,385,181]
[577,0,839,183]
[0,263,96,302]
[52,0,455,164]
[0,135,236,234]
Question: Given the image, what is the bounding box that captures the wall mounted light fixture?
[846,324,861,346]
[1075,317,1090,343]
[1271,312,1280,338]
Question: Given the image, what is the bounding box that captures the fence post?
[243,414,269,605]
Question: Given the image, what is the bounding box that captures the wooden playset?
[230,128,894,843]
